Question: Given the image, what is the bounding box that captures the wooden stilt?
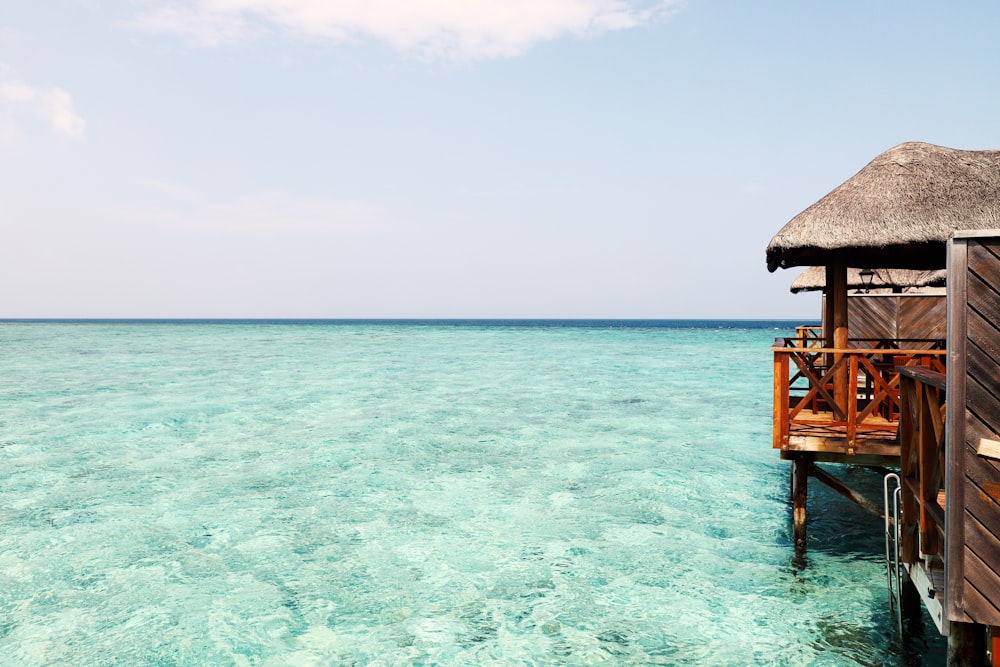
[948,621,987,667]
[791,453,811,553]
[899,572,922,636]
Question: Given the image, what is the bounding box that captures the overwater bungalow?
[767,142,1000,665]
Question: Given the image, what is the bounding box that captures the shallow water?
[0,321,945,665]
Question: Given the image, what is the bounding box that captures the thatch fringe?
[767,142,1000,271]
[788,266,946,293]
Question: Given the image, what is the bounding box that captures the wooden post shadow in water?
[791,452,811,557]
[789,455,884,559]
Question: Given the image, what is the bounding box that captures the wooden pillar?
[948,622,987,667]
[829,255,850,412]
[791,453,812,553]
[824,265,836,349]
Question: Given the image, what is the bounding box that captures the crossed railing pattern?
[773,337,946,451]
[795,326,823,348]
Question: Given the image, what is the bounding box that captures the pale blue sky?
[2,1,999,319]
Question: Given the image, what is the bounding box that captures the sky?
[2,1,1000,319]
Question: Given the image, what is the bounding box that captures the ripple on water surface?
[0,322,944,665]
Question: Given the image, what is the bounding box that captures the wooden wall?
[821,294,947,342]
[946,233,1000,626]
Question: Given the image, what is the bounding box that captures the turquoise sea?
[0,320,945,666]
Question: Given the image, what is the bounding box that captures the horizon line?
[0,317,814,324]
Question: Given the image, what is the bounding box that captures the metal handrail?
[884,472,903,637]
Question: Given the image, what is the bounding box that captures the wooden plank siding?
[961,544,1000,623]
[946,233,1000,626]
[824,294,948,342]
[849,296,899,341]
[897,297,948,341]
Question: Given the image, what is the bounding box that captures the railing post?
[773,348,790,449]
[919,380,940,557]
[899,374,919,563]
[846,353,858,454]
[896,365,948,563]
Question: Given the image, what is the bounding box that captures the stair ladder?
[884,472,904,638]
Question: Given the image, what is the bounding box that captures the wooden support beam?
[948,622,987,667]
[810,464,884,519]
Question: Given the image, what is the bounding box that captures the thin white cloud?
[133,182,392,236]
[38,88,87,137]
[0,80,37,104]
[138,177,202,202]
[0,73,86,140]
[0,25,23,46]
[198,192,390,234]
[0,116,15,144]
[125,4,261,47]
[127,0,682,60]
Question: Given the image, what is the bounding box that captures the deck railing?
[772,337,946,453]
[795,326,823,348]
[897,366,947,564]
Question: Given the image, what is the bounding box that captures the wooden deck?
[774,336,947,551]
[773,337,945,464]
[783,410,900,462]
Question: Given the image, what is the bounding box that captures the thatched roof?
[789,267,947,293]
[767,142,1000,272]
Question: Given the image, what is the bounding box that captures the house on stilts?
[766,141,1000,666]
